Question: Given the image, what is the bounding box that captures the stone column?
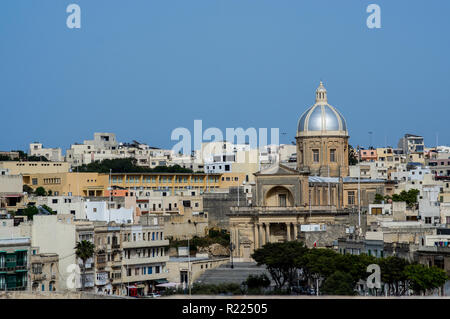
[286,223,291,241]
[261,224,267,246]
[254,223,260,249]
[266,223,271,243]
[293,223,298,241]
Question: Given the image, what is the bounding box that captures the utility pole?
[109,169,112,223]
[328,165,331,207]
[188,238,191,296]
[357,145,361,236]
[237,176,240,207]
[309,190,312,219]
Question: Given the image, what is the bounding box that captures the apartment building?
[119,218,169,296]
[108,172,223,193]
[31,215,95,291]
[29,143,63,162]
[22,172,108,197]
[33,196,85,217]
[0,237,31,291]
[359,148,377,162]
[349,161,388,180]
[0,170,26,212]
[0,161,69,175]
[398,134,425,155]
[66,132,175,169]
[30,247,59,292]
[85,201,134,224]
[93,222,122,295]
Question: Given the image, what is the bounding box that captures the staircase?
[195,262,270,285]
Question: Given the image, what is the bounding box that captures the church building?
[228,82,392,261]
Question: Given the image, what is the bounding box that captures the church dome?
[297,82,348,136]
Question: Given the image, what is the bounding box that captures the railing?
[122,255,169,266]
[122,239,169,249]
[230,206,338,213]
[32,273,46,281]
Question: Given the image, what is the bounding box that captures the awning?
[156,282,179,288]
[15,269,27,272]
[15,249,28,252]
[154,279,169,284]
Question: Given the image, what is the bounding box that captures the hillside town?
[1,83,449,297]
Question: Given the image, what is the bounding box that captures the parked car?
[149,292,161,298]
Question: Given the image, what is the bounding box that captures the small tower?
[296,82,349,177]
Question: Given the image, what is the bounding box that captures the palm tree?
[75,240,95,291]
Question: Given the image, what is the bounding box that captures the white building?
[29,143,63,162]
[85,201,133,224]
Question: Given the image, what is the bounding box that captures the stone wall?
[203,187,246,230]
[0,291,129,299]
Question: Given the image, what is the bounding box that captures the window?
[330,149,336,162]
[371,207,382,215]
[425,217,432,224]
[279,194,287,207]
[348,191,355,205]
[313,150,319,163]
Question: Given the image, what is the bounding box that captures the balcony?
[122,239,169,249]
[229,206,340,215]
[31,273,46,281]
[95,272,109,286]
[122,255,169,266]
[123,272,167,283]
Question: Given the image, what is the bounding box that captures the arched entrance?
[264,186,294,207]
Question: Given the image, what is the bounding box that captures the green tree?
[321,271,356,295]
[23,184,34,194]
[40,204,55,215]
[348,145,358,165]
[252,241,308,290]
[243,274,271,294]
[300,248,340,284]
[404,264,448,295]
[75,240,95,291]
[34,187,47,196]
[374,193,384,204]
[22,205,39,220]
[391,189,420,207]
[75,158,194,174]
[379,256,410,295]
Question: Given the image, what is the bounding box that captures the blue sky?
[1,0,449,152]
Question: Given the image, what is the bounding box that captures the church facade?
[228,82,391,261]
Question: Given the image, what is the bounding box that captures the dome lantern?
[297,81,348,137]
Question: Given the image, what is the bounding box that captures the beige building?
[228,82,392,261]
[23,172,107,197]
[31,215,95,291]
[29,143,63,162]
[0,172,26,211]
[0,161,69,175]
[30,248,59,292]
[166,256,229,288]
